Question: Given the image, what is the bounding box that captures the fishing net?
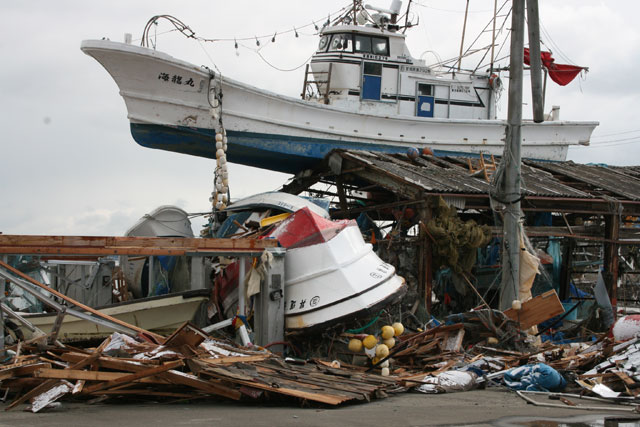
[426,196,492,274]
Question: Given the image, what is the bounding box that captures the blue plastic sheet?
[503,363,567,392]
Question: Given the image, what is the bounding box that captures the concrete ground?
[1,389,639,427]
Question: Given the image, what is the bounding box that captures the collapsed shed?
[282,149,640,317]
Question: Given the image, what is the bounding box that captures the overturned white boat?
[80,1,597,174]
[215,200,406,332]
[267,207,406,331]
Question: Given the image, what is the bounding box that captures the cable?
[140,4,351,48]
[412,1,495,14]
[591,128,640,138]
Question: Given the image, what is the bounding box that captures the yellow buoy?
[372,356,380,365]
[383,337,395,349]
[363,334,378,349]
[375,344,390,359]
[392,322,404,336]
[381,325,395,340]
[348,338,363,353]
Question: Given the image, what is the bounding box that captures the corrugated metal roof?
[525,161,640,201]
[335,150,631,200]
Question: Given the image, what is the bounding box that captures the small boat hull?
[23,291,208,341]
[269,210,407,332]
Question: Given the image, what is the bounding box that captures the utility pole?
[499,0,525,311]
[527,0,544,122]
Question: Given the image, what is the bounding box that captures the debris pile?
[0,322,402,412]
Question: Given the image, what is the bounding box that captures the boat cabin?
[306,25,498,120]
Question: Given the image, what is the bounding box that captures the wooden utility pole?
[499,0,525,311]
[527,0,545,122]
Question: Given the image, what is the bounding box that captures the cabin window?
[354,35,389,56]
[363,62,383,76]
[371,37,389,56]
[328,34,353,52]
[354,35,372,53]
[317,35,330,52]
[418,83,433,96]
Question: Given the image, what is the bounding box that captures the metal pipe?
[237,257,251,346]
[516,390,639,412]
[148,256,155,297]
[1,302,44,334]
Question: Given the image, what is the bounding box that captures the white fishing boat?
[80,1,597,174]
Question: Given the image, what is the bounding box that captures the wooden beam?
[0,235,278,256]
[604,213,620,317]
[34,368,168,384]
[82,359,184,394]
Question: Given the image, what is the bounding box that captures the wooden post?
[0,255,6,356]
[526,0,545,122]
[499,0,525,311]
[336,176,349,213]
[604,213,620,318]
[419,203,433,313]
[559,238,574,301]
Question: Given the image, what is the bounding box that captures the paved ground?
[2,389,639,427]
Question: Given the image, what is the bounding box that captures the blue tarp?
[503,363,566,392]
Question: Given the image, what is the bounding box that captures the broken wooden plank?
[0,363,52,381]
[158,370,242,401]
[198,355,272,366]
[163,322,208,349]
[82,359,184,394]
[503,290,565,330]
[33,368,169,384]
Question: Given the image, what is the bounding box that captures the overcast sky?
[1,1,638,237]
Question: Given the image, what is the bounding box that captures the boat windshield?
[355,35,389,56]
[328,33,353,52]
[317,35,330,52]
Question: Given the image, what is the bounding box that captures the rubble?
[0,323,402,411]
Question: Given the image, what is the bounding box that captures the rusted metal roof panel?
[337,150,598,199]
[525,161,640,201]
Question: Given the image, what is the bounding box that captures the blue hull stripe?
[130,123,483,173]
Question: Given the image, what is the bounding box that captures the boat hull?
[81,39,598,173]
[283,224,407,332]
[23,291,208,341]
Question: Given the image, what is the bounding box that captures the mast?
[457,0,470,71]
[487,0,498,119]
[490,0,497,73]
[499,0,525,311]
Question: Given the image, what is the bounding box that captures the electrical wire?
[141,4,352,48]
[412,1,495,14]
